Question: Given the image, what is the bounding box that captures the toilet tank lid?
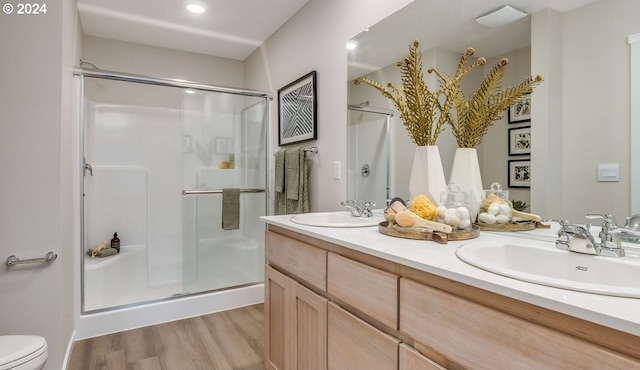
[0,335,47,365]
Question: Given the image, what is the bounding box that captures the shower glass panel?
[347,106,392,208]
[81,77,267,312]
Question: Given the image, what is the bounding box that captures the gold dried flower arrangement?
[354,41,543,149]
[434,48,543,148]
[354,40,453,146]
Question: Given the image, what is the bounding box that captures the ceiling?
[347,0,597,80]
[77,0,596,66]
[77,0,310,61]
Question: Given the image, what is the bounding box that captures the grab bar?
[182,188,267,195]
[6,252,58,266]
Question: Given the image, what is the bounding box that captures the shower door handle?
[83,158,93,176]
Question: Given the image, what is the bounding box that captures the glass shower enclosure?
[347,104,393,208]
[79,72,270,312]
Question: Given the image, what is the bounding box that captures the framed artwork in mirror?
[508,93,531,123]
[508,126,531,155]
[278,71,317,146]
[508,159,531,188]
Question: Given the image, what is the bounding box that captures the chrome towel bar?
[6,252,58,266]
[182,188,267,195]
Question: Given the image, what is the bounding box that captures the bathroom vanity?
[261,214,640,369]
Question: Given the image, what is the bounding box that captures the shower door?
[347,106,392,208]
[81,76,268,312]
[180,92,267,296]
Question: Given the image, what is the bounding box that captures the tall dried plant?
[354,40,452,146]
[432,48,543,148]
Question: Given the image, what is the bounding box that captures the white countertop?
[261,213,640,337]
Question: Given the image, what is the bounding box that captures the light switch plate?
[597,163,619,182]
[333,161,341,180]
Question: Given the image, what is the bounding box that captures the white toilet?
[0,336,48,370]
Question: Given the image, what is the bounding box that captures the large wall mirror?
[347,0,640,221]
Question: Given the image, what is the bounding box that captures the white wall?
[0,1,78,369]
[81,35,245,87]
[244,0,413,212]
[532,0,640,221]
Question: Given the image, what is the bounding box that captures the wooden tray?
[476,221,550,231]
[378,221,480,244]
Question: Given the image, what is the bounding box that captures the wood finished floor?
[67,304,265,370]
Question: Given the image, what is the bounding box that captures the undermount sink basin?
[290,211,383,228]
[456,241,640,298]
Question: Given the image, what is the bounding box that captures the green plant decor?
[511,199,528,212]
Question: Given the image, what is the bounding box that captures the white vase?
[449,148,483,222]
[409,145,447,205]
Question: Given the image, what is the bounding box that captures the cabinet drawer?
[399,344,446,370]
[266,230,327,291]
[400,278,638,369]
[327,252,398,329]
[328,302,399,370]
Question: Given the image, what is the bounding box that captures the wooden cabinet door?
[266,265,328,370]
[290,280,328,370]
[265,265,289,370]
[399,344,446,370]
[328,302,399,370]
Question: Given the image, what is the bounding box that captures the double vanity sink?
[262,210,640,341]
[288,211,640,299]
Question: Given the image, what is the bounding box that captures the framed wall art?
[508,93,531,123]
[508,126,531,155]
[508,159,531,188]
[278,71,317,146]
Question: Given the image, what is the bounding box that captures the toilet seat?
[0,336,48,370]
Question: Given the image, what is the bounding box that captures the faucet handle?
[586,214,618,231]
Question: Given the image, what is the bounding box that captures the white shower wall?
[85,103,185,286]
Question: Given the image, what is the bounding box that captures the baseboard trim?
[62,330,76,370]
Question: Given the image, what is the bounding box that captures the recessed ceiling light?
[184,89,196,94]
[346,41,357,50]
[186,2,205,14]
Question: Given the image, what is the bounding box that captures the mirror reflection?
[348,0,639,221]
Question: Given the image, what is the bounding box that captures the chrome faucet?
[555,214,625,257]
[341,200,375,217]
[617,214,640,244]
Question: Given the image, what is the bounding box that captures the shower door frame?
[75,67,272,314]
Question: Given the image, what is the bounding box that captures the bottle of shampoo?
[110,232,120,253]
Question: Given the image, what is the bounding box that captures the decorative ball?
[444,214,460,227]
[487,202,500,215]
[455,207,470,219]
[496,214,510,224]
[483,213,497,224]
[458,218,471,229]
[437,205,448,219]
[498,204,512,216]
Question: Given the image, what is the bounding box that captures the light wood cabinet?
[327,302,399,370]
[265,265,328,370]
[265,225,640,369]
[265,230,327,291]
[265,264,288,370]
[399,344,446,370]
[400,277,639,369]
[327,252,398,329]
